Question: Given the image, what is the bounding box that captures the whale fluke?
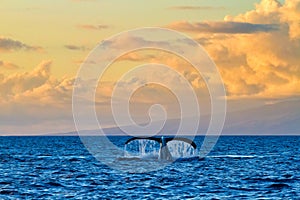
[125,136,197,161]
[125,136,197,149]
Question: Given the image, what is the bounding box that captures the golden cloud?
[0,60,74,106]
[167,0,300,98]
[0,60,76,134]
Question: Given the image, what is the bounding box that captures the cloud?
[224,0,300,39]
[162,0,299,98]
[0,60,76,134]
[77,24,110,31]
[91,0,299,100]
[0,60,76,107]
[0,60,52,98]
[165,1,297,37]
[196,0,300,98]
[117,52,158,62]
[0,36,42,52]
[0,60,19,70]
[64,44,87,51]
[168,6,225,10]
[167,21,279,34]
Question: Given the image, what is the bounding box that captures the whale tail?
[125,136,197,161]
[125,136,197,148]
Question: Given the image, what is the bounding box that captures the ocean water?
[0,136,299,199]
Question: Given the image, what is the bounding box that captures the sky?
[0,0,299,135]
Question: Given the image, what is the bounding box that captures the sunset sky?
[0,0,299,135]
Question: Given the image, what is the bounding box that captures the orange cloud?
[0,60,76,134]
[165,0,300,98]
[0,60,74,106]
[225,0,300,39]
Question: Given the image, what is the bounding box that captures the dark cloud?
[77,24,110,31]
[0,37,42,52]
[168,6,225,10]
[64,45,87,51]
[168,21,279,34]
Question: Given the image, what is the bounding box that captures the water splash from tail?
[124,139,160,158]
[167,141,196,159]
[125,139,196,159]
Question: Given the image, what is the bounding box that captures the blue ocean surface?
[0,136,299,199]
